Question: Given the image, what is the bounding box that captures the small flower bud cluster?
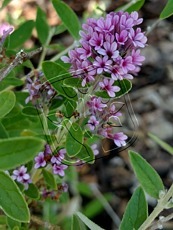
[34,144,68,177]
[87,99,127,147]
[11,165,31,190]
[25,71,55,105]
[42,183,68,200]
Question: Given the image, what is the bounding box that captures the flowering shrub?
[0,0,173,229]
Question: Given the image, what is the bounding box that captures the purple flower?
[113,132,128,147]
[129,28,147,48]
[89,32,104,50]
[52,164,68,177]
[116,30,128,45]
[93,56,112,74]
[97,41,119,60]
[0,23,14,43]
[77,43,92,60]
[88,115,99,131]
[34,152,46,169]
[96,16,114,33]
[12,166,31,189]
[87,97,107,113]
[99,78,120,97]
[51,148,66,165]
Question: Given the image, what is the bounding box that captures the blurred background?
[1,0,173,229]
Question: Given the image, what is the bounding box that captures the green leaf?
[42,61,77,101]
[52,0,80,40]
[24,183,40,200]
[0,215,7,225]
[120,187,148,230]
[0,77,23,91]
[63,77,83,88]
[22,106,40,117]
[125,0,145,13]
[66,122,84,157]
[0,122,9,139]
[76,212,104,230]
[160,0,173,19]
[42,169,56,189]
[72,215,87,230]
[115,0,145,12]
[77,144,95,164]
[54,23,67,35]
[83,193,112,218]
[7,217,21,229]
[148,133,173,155]
[0,171,30,222]
[0,91,16,119]
[77,182,92,197]
[0,136,45,170]
[129,151,164,198]
[95,79,132,99]
[36,7,50,45]
[8,20,35,49]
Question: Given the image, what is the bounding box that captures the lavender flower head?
[12,165,31,190]
[62,11,147,85]
[61,11,147,148]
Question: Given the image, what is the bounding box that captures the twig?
[0,47,42,82]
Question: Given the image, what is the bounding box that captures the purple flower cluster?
[12,165,31,190]
[62,11,147,86]
[25,72,55,105]
[87,98,128,147]
[61,11,147,147]
[34,145,68,177]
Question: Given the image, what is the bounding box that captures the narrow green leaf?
[76,212,104,230]
[72,215,87,230]
[66,122,84,157]
[0,137,45,170]
[8,20,35,49]
[52,0,80,39]
[24,183,40,200]
[120,187,148,230]
[115,0,145,12]
[129,151,164,198]
[0,91,16,119]
[0,171,30,222]
[83,194,112,218]
[149,133,173,155]
[125,0,145,13]
[0,122,8,139]
[36,7,50,45]
[42,169,56,189]
[160,0,173,19]
[77,182,92,197]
